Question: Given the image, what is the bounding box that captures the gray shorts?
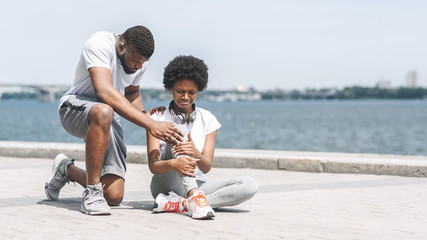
[59,95,127,179]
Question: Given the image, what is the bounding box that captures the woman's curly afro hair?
[163,55,208,92]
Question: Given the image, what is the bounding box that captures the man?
[44,25,182,215]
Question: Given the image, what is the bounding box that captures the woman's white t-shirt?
[150,105,221,182]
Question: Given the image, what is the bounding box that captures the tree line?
[261,86,427,100]
[1,86,427,101]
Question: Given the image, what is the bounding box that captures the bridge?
[0,84,69,102]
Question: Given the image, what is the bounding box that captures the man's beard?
[118,53,136,74]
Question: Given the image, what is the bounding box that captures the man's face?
[118,45,149,75]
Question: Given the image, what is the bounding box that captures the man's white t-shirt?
[60,31,148,108]
[150,105,221,182]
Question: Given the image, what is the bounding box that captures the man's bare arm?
[89,67,182,142]
[125,85,144,111]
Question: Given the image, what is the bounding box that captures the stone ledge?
[1,141,427,177]
[278,158,323,172]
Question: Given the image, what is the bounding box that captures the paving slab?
[1,156,427,240]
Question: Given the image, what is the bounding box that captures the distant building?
[235,85,245,92]
[406,70,418,88]
[376,80,392,89]
[205,92,261,102]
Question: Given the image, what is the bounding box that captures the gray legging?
[150,170,258,209]
[150,124,258,209]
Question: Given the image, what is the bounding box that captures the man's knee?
[101,174,124,206]
[104,189,123,206]
[89,104,114,128]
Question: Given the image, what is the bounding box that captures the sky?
[0,0,426,91]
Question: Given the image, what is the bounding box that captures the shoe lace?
[93,187,104,198]
[191,193,209,208]
[164,200,182,212]
[84,184,105,204]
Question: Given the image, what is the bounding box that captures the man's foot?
[44,154,74,201]
[153,191,185,213]
[80,183,111,215]
[186,190,215,219]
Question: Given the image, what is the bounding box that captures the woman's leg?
[199,176,258,209]
[150,170,202,215]
[150,170,186,198]
[151,137,199,199]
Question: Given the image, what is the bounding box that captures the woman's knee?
[150,171,186,198]
[240,176,258,197]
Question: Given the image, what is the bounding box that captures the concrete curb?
[1,141,427,177]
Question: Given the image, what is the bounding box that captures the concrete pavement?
[1,156,427,240]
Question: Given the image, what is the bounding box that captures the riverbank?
[1,140,427,177]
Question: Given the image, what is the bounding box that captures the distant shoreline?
[1,86,427,102]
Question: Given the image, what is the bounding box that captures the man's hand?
[148,121,183,144]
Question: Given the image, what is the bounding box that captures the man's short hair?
[163,55,209,92]
[122,25,155,58]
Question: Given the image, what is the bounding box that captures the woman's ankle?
[187,188,199,198]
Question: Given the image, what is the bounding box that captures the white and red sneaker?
[186,190,215,219]
[153,191,185,213]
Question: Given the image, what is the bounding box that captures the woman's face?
[172,79,198,113]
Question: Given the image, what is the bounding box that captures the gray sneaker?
[80,183,111,215]
[44,154,74,201]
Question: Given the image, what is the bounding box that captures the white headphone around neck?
[168,100,196,124]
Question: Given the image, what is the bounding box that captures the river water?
[1,99,426,156]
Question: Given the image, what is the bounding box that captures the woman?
[147,55,258,219]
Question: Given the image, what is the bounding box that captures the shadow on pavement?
[115,200,154,211]
[37,198,250,215]
[37,197,81,212]
[214,208,250,213]
[38,198,155,212]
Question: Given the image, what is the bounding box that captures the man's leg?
[67,165,86,187]
[67,168,124,206]
[64,102,126,206]
[76,103,114,215]
[46,96,101,201]
[49,96,125,211]
[85,104,114,185]
[54,95,107,190]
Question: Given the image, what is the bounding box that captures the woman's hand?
[147,106,167,116]
[172,132,201,159]
[171,156,199,177]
